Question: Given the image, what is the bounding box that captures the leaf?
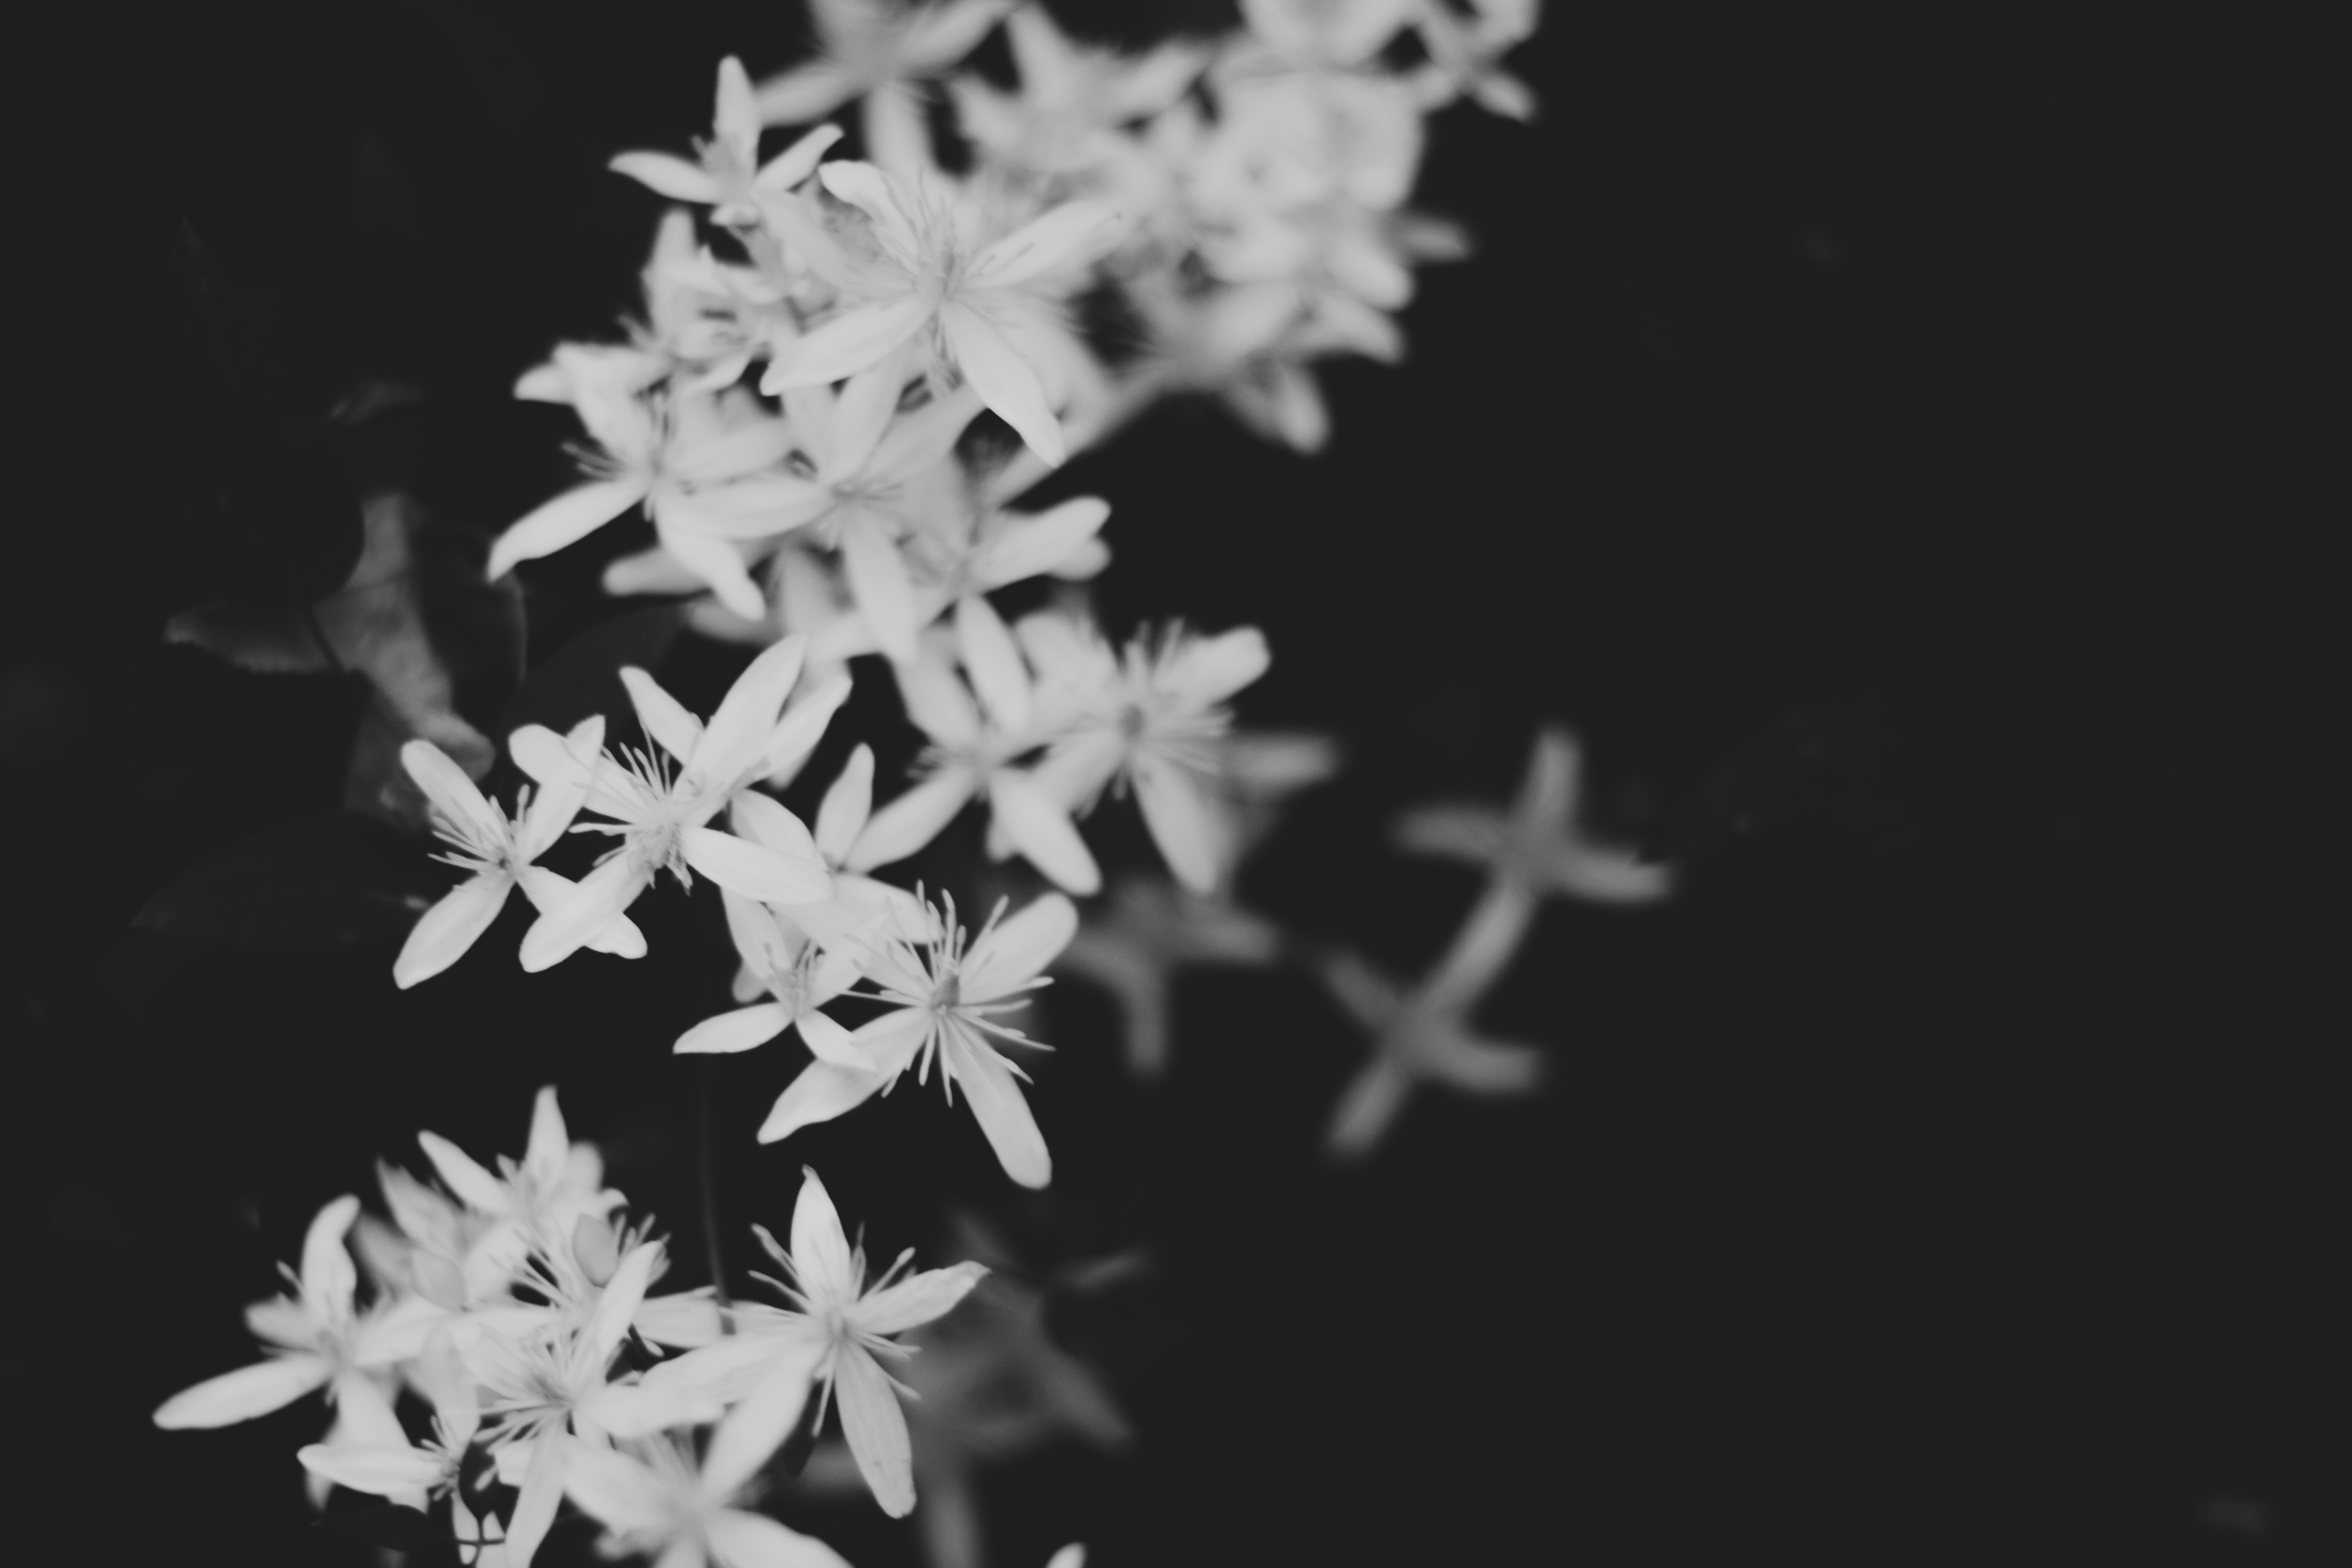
[494,603,687,747]
[133,812,445,946]
[318,1504,445,1553]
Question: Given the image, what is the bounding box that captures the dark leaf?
[318,1504,446,1553]
[134,811,444,946]
[495,603,687,749]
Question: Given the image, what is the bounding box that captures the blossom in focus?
[848,632,1101,894]
[609,57,844,228]
[759,892,1073,1189]
[411,1085,627,1295]
[396,720,648,988]
[154,1196,442,1430]
[674,887,869,1063]
[1023,614,1271,892]
[514,637,836,971]
[750,1167,987,1515]
[761,159,1124,466]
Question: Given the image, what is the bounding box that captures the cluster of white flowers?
[153,1088,1081,1568]
[158,2,1555,1561]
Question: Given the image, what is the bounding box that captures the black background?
[0,2,2337,1565]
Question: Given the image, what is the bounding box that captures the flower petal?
[1326,1058,1411,1158]
[153,1353,332,1428]
[968,200,1123,290]
[559,1440,670,1537]
[788,1166,859,1303]
[945,1035,1051,1189]
[695,634,810,786]
[834,1343,917,1516]
[393,874,514,989]
[761,295,934,392]
[986,769,1100,895]
[974,496,1109,589]
[521,855,653,973]
[588,1241,666,1363]
[707,1509,856,1568]
[681,825,833,905]
[939,302,1064,466]
[795,1007,867,1068]
[488,478,648,580]
[813,744,875,864]
[297,1440,448,1498]
[620,667,706,764]
[505,1427,568,1568]
[608,151,723,203]
[401,740,505,847]
[729,792,822,868]
[1131,752,1228,894]
[963,891,1077,997]
[1164,625,1269,705]
[515,865,648,958]
[838,512,921,665]
[753,122,845,191]
[758,673,853,786]
[703,1333,829,1499]
[856,1260,986,1336]
[676,1003,793,1055]
[757,1059,890,1144]
[657,524,768,622]
[301,1195,363,1320]
[844,769,976,872]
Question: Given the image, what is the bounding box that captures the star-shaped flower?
[514,636,837,970]
[755,0,1015,170]
[747,1168,987,1516]
[395,720,647,988]
[760,160,1124,466]
[609,57,844,228]
[564,1427,854,1568]
[410,1086,627,1291]
[758,891,1073,1189]
[1314,935,1543,1159]
[1053,873,1283,1078]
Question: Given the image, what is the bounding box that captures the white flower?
[750,1168,985,1515]
[673,888,869,1063]
[487,386,830,620]
[1054,873,1283,1078]
[296,1323,477,1509]
[761,160,1124,466]
[564,1428,853,1568]
[1232,0,1420,73]
[899,495,1113,725]
[1024,616,1271,892]
[395,720,647,988]
[609,57,843,228]
[1316,941,1541,1159]
[1410,0,1541,120]
[848,631,1101,894]
[411,1086,627,1293]
[515,636,837,971]
[755,0,1014,170]
[947,5,1206,181]
[154,1196,443,1429]
[759,892,1073,1189]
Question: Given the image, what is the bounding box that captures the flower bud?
[573,1212,621,1285]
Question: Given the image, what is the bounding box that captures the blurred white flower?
[564,1427,853,1568]
[1316,940,1541,1158]
[610,57,843,228]
[1054,873,1283,1078]
[296,1323,477,1510]
[411,1086,626,1290]
[755,0,1015,171]
[759,892,1073,1189]
[948,5,1206,182]
[750,1167,986,1515]
[395,720,648,988]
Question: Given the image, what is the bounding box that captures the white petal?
[515,865,647,958]
[761,295,933,392]
[1131,752,1227,894]
[986,769,1100,894]
[789,1167,858,1303]
[967,201,1123,290]
[757,1059,890,1144]
[963,891,1077,997]
[955,594,1031,735]
[729,790,822,864]
[707,1509,855,1568]
[795,1007,868,1068]
[488,478,648,579]
[694,634,809,785]
[297,1440,447,1498]
[1326,1059,1412,1158]
[834,1344,916,1516]
[520,855,652,973]
[758,673,854,786]
[946,1036,1051,1189]
[974,496,1109,589]
[416,1132,507,1214]
[657,523,769,622]
[394,874,514,989]
[939,302,1063,466]
[620,667,706,764]
[301,1195,362,1320]
[505,1428,569,1568]
[813,745,875,864]
[753,122,845,191]
[844,768,976,872]
[704,1333,828,1499]
[856,1260,985,1336]
[753,62,857,126]
[152,1354,332,1428]
[588,1241,665,1363]
[608,151,722,203]
[1165,625,1269,705]
[681,825,833,904]
[838,512,921,665]
[831,347,910,481]
[676,1003,793,1055]
[400,740,505,846]
[636,1290,728,1349]
[559,1440,671,1536]
[508,719,600,796]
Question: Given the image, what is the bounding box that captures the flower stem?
[695,1055,734,1328]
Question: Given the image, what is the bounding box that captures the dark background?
[1,2,2337,1564]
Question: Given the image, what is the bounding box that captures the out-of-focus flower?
[1054,874,1283,1077]
[1023,615,1271,892]
[759,892,1073,1189]
[750,1168,986,1516]
[395,720,647,988]
[565,1426,853,1568]
[762,160,1123,466]
[610,57,844,228]
[948,5,1206,182]
[488,386,827,620]
[515,637,836,970]
[848,633,1100,893]
[411,1086,627,1292]
[1315,939,1541,1158]
[675,888,868,1063]
[296,1323,476,1510]
[756,0,1015,171]
[1410,0,1541,120]
[1232,0,1421,73]
[154,1196,442,1429]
